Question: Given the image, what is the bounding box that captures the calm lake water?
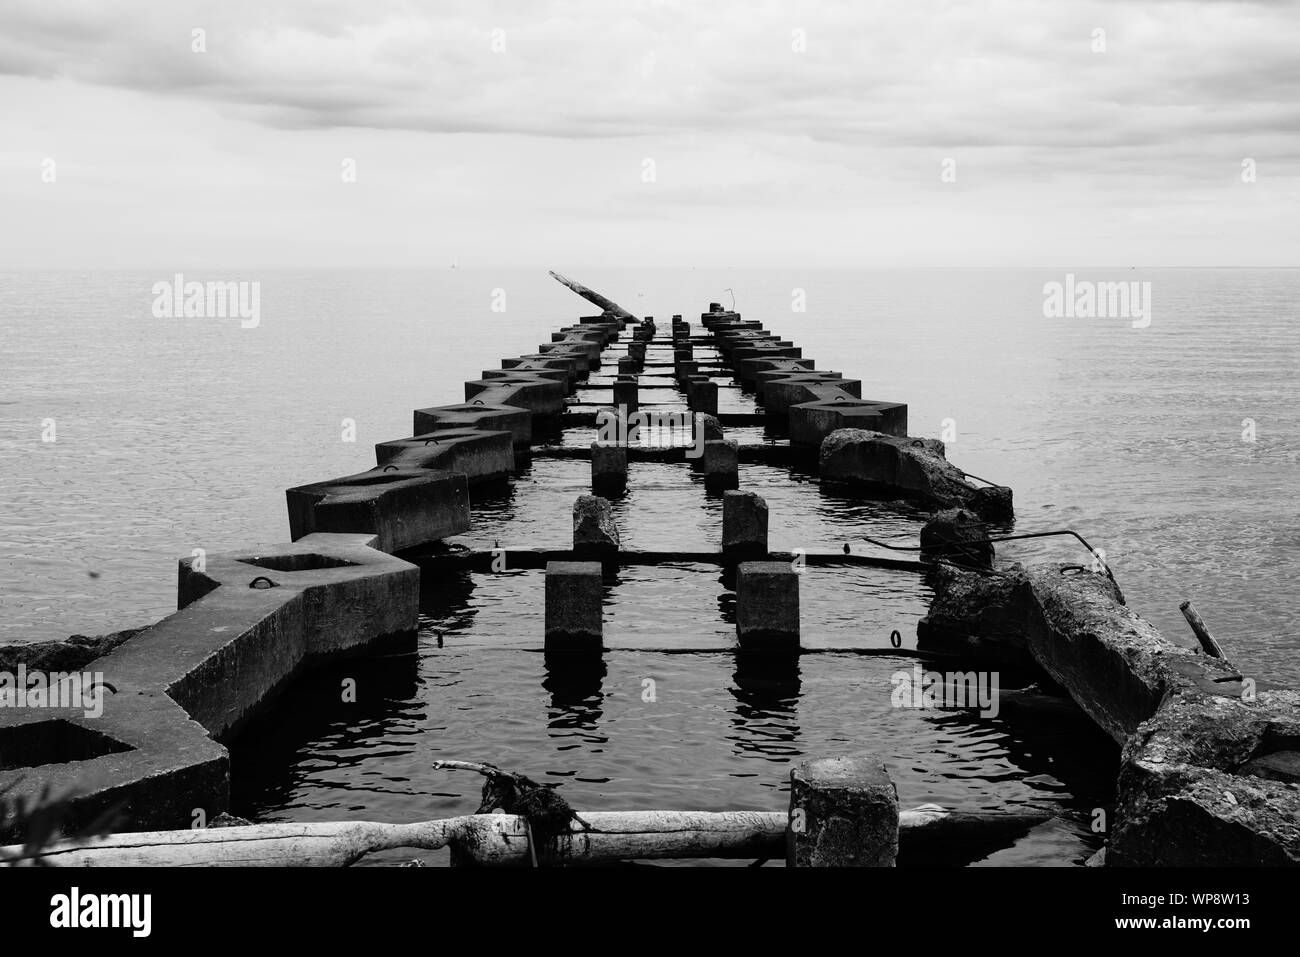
[3,268,1297,864]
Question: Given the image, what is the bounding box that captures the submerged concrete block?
[413,402,532,449]
[544,561,604,651]
[788,754,899,867]
[723,490,768,558]
[375,428,515,484]
[286,468,470,552]
[790,399,909,447]
[735,561,799,649]
[591,441,628,496]
[573,494,619,558]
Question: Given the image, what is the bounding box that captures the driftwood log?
[549,270,635,320]
[2,805,1052,867]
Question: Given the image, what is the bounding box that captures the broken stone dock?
[3,284,1297,866]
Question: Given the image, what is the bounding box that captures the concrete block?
[723,491,769,557]
[545,562,604,651]
[702,439,739,490]
[375,428,515,484]
[617,356,639,376]
[789,397,909,446]
[787,754,899,867]
[919,508,993,568]
[591,441,628,496]
[464,373,566,416]
[573,494,619,558]
[412,403,532,449]
[763,376,862,415]
[735,561,799,650]
[613,377,638,415]
[286,467,470,552]
[0,533,418,840]
[688,377,718,415]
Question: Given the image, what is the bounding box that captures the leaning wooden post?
[787,754,899,866]
[1179,600,1224,658]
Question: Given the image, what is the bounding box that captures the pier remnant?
[613,376,638,415]
[544,561,604,651]
[702,439,740,490]
[286,469,470,553]
[413,402,532,450]
[788,754,899,867]
[591,441,629,497]
[723,491,769,558]
[375,429,514,485]
[688,377,718,415]
[735,561,799,649]
[790,399,909,447]
[919,508,994,568]
[548,271,635,320]
[820,429,1012,521]
[573,494,620,558]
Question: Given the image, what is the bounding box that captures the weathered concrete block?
[613,377,638,415]
[702,438,739,490]
[286,468,470,553]
[465,373,566,416]
[741,356,815,385]
[735,561,799,649]
[483,365,572,394]
[791,399,909,447]
[696,413,725,442]
[723,490,768,557]
[0,533,418,840]
[412,402,532,449]
[1112,687,1300,866]
[819,429,1014,520]
[628,341,646,363]
[591,441,628,496]
[787,754,899,867]
[573,494,619,558]
[688,377,718,415]
[544,561,604,651]
[617,356,639,376]
[763,376,862,415]
[375,428,515,484]
[676,359,699,381]
[919,508,993,568]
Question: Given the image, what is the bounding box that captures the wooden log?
[3,807,1055,867]
[1179,600,1225,658]
[549,270,635,320]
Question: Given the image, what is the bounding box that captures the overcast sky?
[1,0,1296,268]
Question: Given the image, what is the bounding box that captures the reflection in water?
[543,652,608,754]
[728,651,802,763]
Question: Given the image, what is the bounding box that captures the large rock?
[820,429,1012,521]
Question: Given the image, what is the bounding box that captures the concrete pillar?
[627,341,646,364]
[787,754,899,867]
[723,491,768,557]
[591,441,628,497]
[545,561,603,651]
[688,377,718,415]
[617,356,639,376]
[702,438,739,490]
[735,561,799,649]
[675,343,694,361]
[613,376,638,415]
[676,359,699,382]
[573,494,619,558]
